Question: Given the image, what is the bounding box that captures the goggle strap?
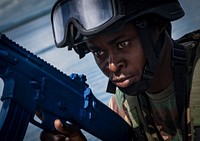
[68,24,75,50]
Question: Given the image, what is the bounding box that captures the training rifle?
[0,33,134,141]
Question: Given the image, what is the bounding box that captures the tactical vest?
[174,29,200,141]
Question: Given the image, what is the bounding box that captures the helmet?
[51,0,184,50]
[51,0,185,94]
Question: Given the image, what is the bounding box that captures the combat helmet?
[51,0,185,94]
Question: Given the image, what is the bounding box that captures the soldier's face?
[87,23,146,88]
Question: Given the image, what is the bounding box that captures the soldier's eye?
[118,41,129,49]
[94,50,105,57]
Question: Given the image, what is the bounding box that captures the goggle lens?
[51,0,114,47]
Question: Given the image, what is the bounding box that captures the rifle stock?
[0,33,132,141]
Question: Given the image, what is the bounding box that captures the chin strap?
[135,19,164,81]
[106,80,116,94]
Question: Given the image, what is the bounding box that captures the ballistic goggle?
[51,0,184,48]
[51,0,125,48]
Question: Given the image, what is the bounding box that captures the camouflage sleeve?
[108,95,132,126]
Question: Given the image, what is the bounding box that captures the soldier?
[40,0,200,140]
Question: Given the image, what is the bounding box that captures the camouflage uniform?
[109,83,182,141]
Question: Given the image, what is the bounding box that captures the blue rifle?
[0,33,135,141]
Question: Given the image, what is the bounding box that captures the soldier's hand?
[40,119,87,141]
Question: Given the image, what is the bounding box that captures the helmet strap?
[106,79,116,94]
[106,79,149,96]
[135,19,166,81]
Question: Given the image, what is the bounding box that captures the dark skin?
[40,22,174,141]
[87,23,146,90]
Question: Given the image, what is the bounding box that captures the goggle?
[51,0,124,48]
